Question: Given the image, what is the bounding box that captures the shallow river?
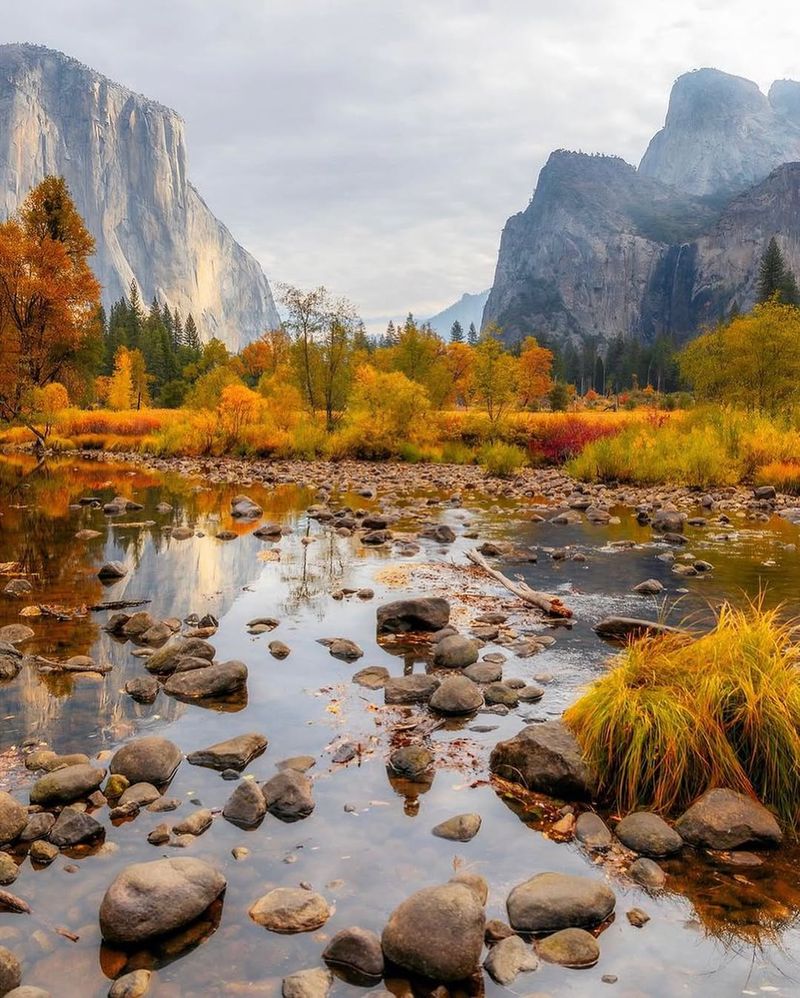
[1,453,799,998]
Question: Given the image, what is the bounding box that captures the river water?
[1,453,799,997]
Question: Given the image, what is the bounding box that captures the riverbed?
[1,452,799,997]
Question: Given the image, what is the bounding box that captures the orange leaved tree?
[0,176,101,448]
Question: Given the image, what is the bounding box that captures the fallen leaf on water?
[257,550,280,562]
[18,605,42,617]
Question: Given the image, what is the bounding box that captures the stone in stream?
[144,638,215,675]
[163,659,248,700]
[387,745,433,780]
[223,781,267,828]
[0,852,18,885]
[352,665,390,689]
[432,634,479,668]
[247,617,279,634]
[0,792,27,845]
[483,682,519,708]
[3,579,32,599]
[108,969,153,998]
[119,783,161,807]
[627,907,650,927]
[138,621,173,646]
[594,617,685,642]
[575,812,613,852]
[173,809,213,836]
[675,788,782,849]
[109,737,182,786]
[629,858,667,889]
[99,857,226,945]
[322,926,384,983]
[29,840,58,865]
[652,508,686,533]
[432,813,482,842]
[633,579,664,594]
[231,495,263,519]
[29,764,105,806]
[376,597,451,635]
[262,771,315,821]
[281,968,332,998]
[429,676,484,715]
[485,919,515,943]
[0,648,22,681]
[97,561,127,580]
[318,638,363,661]
[0,947,21,995]
[450,870,489,905]
[489,721,595,800]
[187,733,268,771]
[269,640,291,659]
[420,523,456,544]
[615,812,683,857]
[277,756,316,773]
[383,674,440,705]
[0,625,34,646]
[120,612,156,639]
[506,872,615,933]
[537,927,600,968]
[124,677,159,704]
[483,934,539,985]
[464,661,503,683]
[48,807,104,847]
[381,883,485,981]
[249,887,330,933]
[253,522,282,539]
[517,684,545,702]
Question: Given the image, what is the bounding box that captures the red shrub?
[529,418,623,464]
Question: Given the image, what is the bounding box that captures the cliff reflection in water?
[0,454,346,755]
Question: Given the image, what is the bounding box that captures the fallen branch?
[88,599,152,612]
[466,548,573,619]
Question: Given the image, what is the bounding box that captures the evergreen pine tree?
[385,320,398,346]
[467,321,478,346]
[757,237,800,305]
[450,320,464,343]
[184,313,201,352]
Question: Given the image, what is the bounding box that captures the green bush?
[478,442,527,477]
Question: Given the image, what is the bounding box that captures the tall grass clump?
[563,601,800,827]
[478,441,527,477]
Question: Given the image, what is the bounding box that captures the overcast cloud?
[3,1,800,323]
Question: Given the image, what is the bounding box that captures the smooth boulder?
[429,676,483,715]
[381,883,485,981]
[187,733,267,771]
[377,598,450,635]
[99,857,226,945]
[262,770,315,821]
[615,812,683,857]
[163,660,247,700]
[432,635,479,669]
[483,934,539,984]
[30,764,105,806]
[489,721,595,800]
[109,737,182,786]
[0,792,27,845]
[506,872,615,933]
[223,781,267,828]
[249,887,330,933]
[675,788,782,849]
[322,926,384,983]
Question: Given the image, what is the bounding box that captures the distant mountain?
[426,290,489,337]
[483,69,800,348]
[0,43,280,349]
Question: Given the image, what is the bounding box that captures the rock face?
[381,883,485,981]
[0,43,279,350]
[483,69,800,348]
[675,788,782,849]
[640,69,800,197]
[489,721,595,800]
[99,858,226,945]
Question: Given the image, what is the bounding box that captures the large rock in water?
[99,858,226,945]
[163,660,247,700]
[381,883,485,981]
[262,770,315,821]
[0,44,280,349]
[322,927,384,983]
[223,780,267,828]
[187,733,267,771]
[0,792,27,844]
[376,598,450,634]
[109,737,182,786]
[615,812,683,857]
[29,764,105,806]
[675,788,782,849]
[506,872,615,933]
[489,721,595,800]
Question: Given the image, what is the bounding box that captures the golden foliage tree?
[0,176,100,440]
[680,300,800,415]
[473,324,519,425]
[518,336,553,407]
[107,347,135,410]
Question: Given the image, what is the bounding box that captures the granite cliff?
[0,43,279,349]
[483,69,800,347]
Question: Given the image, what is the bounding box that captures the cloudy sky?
[4,1,800,323]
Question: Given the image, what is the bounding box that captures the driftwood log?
[466,549,573,619]
[88,599,152,612]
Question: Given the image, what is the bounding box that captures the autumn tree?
[518,336,554,407]
[217,383,263,445]
[25,382,69,442]
[0,176,100,444]
[106,346,135,410]
[679,300,800,414]
[445,342,475,406]
[473,324,519,426]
